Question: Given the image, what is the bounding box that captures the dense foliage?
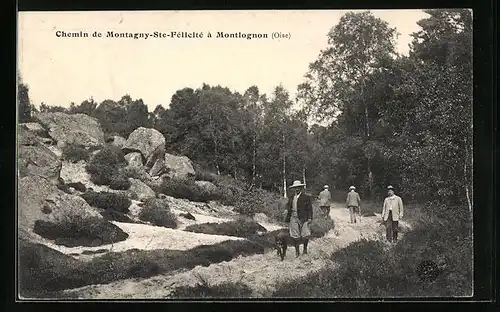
[24,10,472,209]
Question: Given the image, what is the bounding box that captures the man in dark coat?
[285,180,313,257]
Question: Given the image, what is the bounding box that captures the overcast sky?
[18,10,428,111]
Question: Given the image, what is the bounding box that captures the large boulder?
[164,153,196,179]
[35,112,105,148]
[18,144,62,184]
[125,152,144,168]
[129,178,156,201]
[41,191,104,223]
[32,191,129,247]
[149,158,165,177]
[18,176,59,229]
[19,126,42,147]
[20,122,49,138]
[122,127,165,167]
[110,135,127,148]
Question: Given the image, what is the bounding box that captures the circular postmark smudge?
[416,260,440,282]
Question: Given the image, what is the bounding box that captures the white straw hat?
[289,180,306,188]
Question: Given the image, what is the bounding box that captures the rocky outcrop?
[149,158,165,177]
[20,122,49,138]
[19,126,42,146]
[111,135,127,149]
[18,143,62,184]
[35,112,105,148]
[18,176,59,229]
[122,127,165,166]
[164,153,196,179]
[129,178,156,201]
[41,191,104,224]
[125,152,144,168]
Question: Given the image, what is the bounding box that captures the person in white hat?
[318,185,332,216]
[346,186,361,223]
[284,180,313,257]
[381,185,404,243]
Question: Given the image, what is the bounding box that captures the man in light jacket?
[381,185,404,243]
[318,185,332,216]
[346,185,361,223]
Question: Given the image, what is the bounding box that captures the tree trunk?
[251,132,257,188]
[361,76,374,197]
[283,133,287,198]
[303,167,306,187]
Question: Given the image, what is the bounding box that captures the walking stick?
[358,205,362,223]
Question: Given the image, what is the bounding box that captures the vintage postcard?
[17,9,473,300]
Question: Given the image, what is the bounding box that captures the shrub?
[80,191,131,213]
[85,145,127,186]
[67,182,87,192]
[28,239,266,294]
[109,171,131,190]
[18,238,81,296]
[61,144,90,163]
[185,218,267,238]
[33,217,129,247]
[171,281,252,298]
[194,169,221,184]
[153,177,221,202]
[309,203,335,238]
[272,205,473,298]
[100,209,135,223]
[138,198,178,228]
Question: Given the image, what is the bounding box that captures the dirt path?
[64,203,409,298]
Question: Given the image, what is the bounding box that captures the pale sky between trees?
[18,10,429,111]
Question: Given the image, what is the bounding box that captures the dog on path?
[274,230,292,261]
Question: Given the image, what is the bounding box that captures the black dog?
[275,230,291,261]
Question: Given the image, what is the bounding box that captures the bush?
[67,182,87,192]
[18,238,82,296]
[80,191,131,213]
[153,177,221,202]
[309,203,335,238]
[85,146,127,186]
[185,218,267,238]
[27,239,266,294]
[138,198,178,228]
[33,217,129,247]
[194,169,221,184]
[109,171,131,190]
[272,205,473,298]
[61,144,90,163]
[100,209,135,223]
[171,281,252,298]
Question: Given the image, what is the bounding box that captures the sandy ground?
[63,203,412,298]
[43,221,244,260]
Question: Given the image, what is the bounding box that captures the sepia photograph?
[17,9,473,300]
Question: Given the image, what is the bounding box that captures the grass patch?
[61,144,91,163]
[272,204,472,298]
[184,218,267,238]
[21,239,267,295]
[33,217,129,247]
[80,191,131,213]
[152,176,222,203]
[138,198,178,228]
